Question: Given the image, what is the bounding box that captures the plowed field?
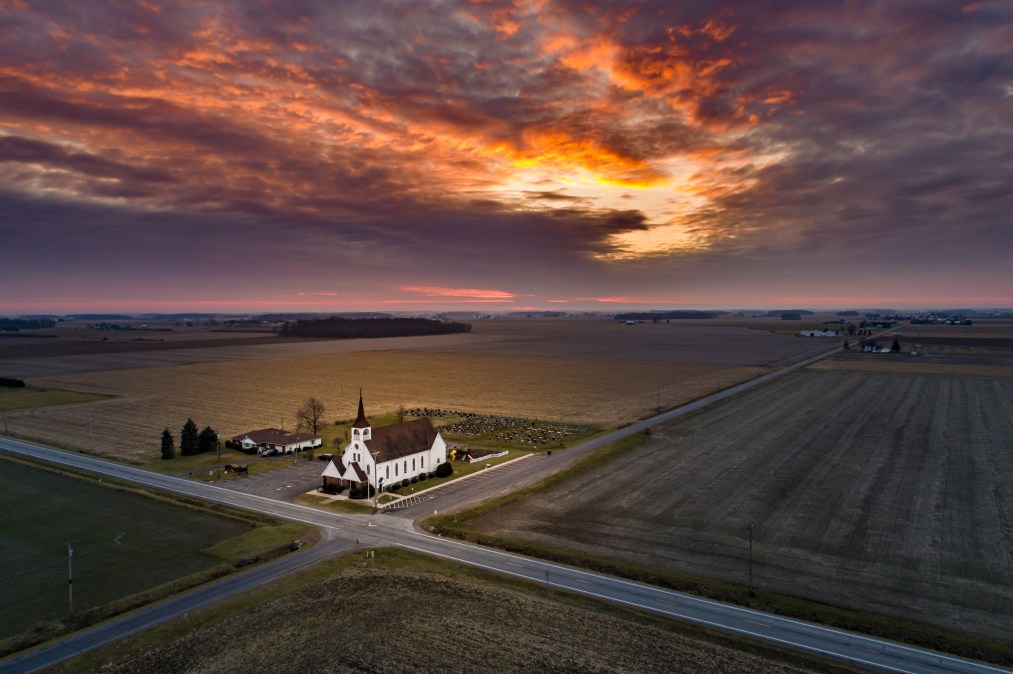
[99,565,820,674]
[466,369,1013,642]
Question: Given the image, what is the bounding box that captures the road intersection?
[2,342,1009,674]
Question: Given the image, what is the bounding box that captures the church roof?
[347,461,367,482]
[366,417,439,463]
[352,392,370,429]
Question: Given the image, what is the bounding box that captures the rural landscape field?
[461,364,1013,643]
[0,318,830,464]
[0,459,252,640]
[64,553,824,674]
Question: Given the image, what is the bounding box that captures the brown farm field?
[77,556,824,674]
[1,320,836,463]
[7,351,764,463]
[462,368,1013,643]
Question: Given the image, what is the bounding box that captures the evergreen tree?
[160,428,175,460]
[180,418,198,456]
[197,425,219,454]
[891,338,901,352]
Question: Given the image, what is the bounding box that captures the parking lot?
[212,457,324,502]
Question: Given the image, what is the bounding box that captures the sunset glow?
[0,2,1009,312]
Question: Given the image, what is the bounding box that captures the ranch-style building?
[322,395,447,493]
[230,428,322,454]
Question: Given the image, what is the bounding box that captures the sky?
[0,1,1010,314]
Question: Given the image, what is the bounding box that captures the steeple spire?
[352,389,370,429]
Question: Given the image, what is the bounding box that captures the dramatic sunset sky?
[1,1,1010,313]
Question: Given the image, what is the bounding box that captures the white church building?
[321,394,447,492]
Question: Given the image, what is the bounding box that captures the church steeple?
[352,389,370,429]
[351,390,371,442]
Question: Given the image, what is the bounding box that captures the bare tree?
[295,397,326,435]
[396,404,406,423]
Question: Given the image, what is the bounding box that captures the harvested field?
[810,358,1013,377]
[95,563,819,674]
[7,351,764,462]
[0,320,834,380]
[423,318,833,366]
[0,332,494,379]
[464,369,1013,642]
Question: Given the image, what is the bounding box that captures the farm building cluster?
[229,428,322,455]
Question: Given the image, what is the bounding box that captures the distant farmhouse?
[231,428,322,454]
[322,394,447,493]
[799,330,838,337]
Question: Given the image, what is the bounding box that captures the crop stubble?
[8,351,765,462]
[466,369,1013,641]
[100,566,818,674]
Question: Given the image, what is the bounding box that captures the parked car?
[317,453,333,462]
[261,448,279,457]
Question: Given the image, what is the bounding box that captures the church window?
[386,466,390,479]
[421,456,424,468]
[412,458,416,470]
[394,464,398,477]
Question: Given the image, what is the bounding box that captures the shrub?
[411,475,418,484]
[428,472,436,479]
[435,461,453,478]
[417,473,427,482]
[401,478,410,488]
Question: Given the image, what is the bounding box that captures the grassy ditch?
[421,433,1013,667]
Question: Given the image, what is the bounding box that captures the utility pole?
[87,412,95,452]
[67,543,74,616]
[216,432,221,479]
[748,524,754,597]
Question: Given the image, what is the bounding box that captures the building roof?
[231,428,320,446]
[365,417,439,463]
[348,461,367,482]
[352,391,370,429]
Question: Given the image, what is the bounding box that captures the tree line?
[0,318,56,331]
[160,418,220,460]
[614,311,720,321]
[278,317,471,339]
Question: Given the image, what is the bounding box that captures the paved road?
[4,335,1009,673]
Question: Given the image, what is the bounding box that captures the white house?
[799,330,838,337]
[230,428,322,454]
[322,394,447,492]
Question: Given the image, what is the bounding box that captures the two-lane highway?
[1,435,1007,674]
